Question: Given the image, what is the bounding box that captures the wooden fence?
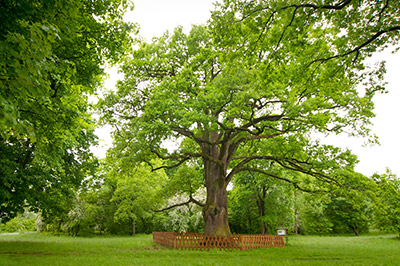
[152,232,285,250]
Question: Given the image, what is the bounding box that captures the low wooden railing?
[153,232,285,250]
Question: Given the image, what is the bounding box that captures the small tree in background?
[297,173,375,236]
[373,170,400,236]
[229,169,294,234]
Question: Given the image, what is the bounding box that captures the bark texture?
[201,131,232,236]
[203,179,231,235]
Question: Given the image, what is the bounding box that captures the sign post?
[276,227,288,244]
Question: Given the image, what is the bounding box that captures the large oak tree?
[100,0,399,235]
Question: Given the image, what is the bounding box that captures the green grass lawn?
[0,232,399,265]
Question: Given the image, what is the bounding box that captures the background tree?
[297,173,374,235]
[229,169,294,234]
[0,0,134,221]
[296,192,334,235]
[229,184,261,234]
[109,159,168,235]
[64,183,119,236]
[326,192,372,236]
[373,170,400,236]
[100,1,399,235]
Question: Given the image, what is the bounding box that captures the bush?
[1,216,36,233]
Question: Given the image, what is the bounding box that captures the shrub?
[1,216,36,233]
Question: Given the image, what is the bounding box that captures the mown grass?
[0,232,399,265]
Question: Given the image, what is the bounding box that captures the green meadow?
[0,233,399,265]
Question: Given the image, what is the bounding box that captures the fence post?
[174,233,177,249]
[239,235,244,251]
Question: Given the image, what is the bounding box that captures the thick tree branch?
[227,155,275,182]
[246,132,283,141]
[153,199,192,212]
[150,149,197,161]
[189,194,206,207]
[240,114,283,129]
[237,0,352,23]
[275,159,342,186]
[237,167,327,193]
[230,123,291,156]
[153,193,205,212]
[171,126,215,146]
[229,153,343,187]
[309,26,400,66]
[286,0,353,11]
[150,157,191,171]
[150,148,224,170]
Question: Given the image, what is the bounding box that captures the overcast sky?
[95,0,400,177]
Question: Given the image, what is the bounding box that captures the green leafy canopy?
[0,0,135,221]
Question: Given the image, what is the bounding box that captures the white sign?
[277,229,286,236]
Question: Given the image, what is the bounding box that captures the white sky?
[94,0,400,177]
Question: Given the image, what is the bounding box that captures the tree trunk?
[131,219,136,236]
[261,221,269,235]
[256,187,269,234]
[294,209,299,236]
[202,145,232,236]
[258,202,269,234]
[201,131,233,236]
[352,226,360,236]
[203,182,231,236]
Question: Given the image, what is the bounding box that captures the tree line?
[2,165,400,237]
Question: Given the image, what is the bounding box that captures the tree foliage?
[373,170,400,235]
[0,0,134,221]
[109,158,168,235]
[36,158,170,236]
[297,172,375,235]
[229,170,294,234]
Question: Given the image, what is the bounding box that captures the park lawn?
[0,233,399,266]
